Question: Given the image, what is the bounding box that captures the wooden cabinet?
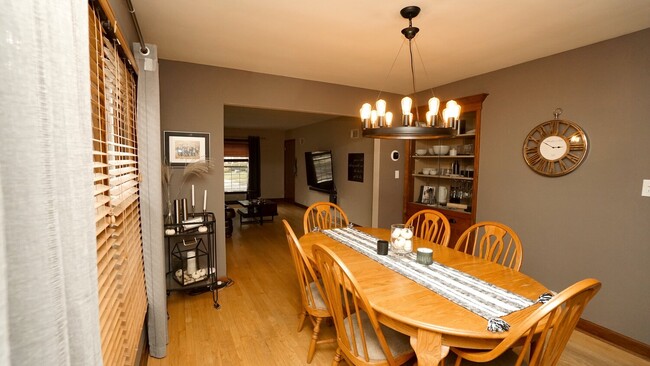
[403,93,488,246]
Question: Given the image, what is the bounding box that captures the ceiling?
[133,0,650,129]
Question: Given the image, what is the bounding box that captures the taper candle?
[191,185,195,207]
[203,190,207,211]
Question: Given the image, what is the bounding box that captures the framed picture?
[164,131,210,167]
[420,185,436,204]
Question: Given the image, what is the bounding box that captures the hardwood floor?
[147,202,649,366]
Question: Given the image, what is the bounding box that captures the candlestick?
[191,185,195,207]
[203,190,207,212]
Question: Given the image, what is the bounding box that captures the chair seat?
[307,281,328,311]
[344,311,413,362]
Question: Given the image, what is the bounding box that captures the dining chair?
[282,220,334,363]
[312,243,415,366]
[448,278,601,366]
[303,202,350,235]
[453,221,524,271]
[405,209,451,247]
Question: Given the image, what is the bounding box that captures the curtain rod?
[125,0,149,55]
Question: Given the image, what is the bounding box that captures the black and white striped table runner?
[322,227,550,332]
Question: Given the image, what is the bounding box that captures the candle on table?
[191,185,195,207]
[203,190,207,211]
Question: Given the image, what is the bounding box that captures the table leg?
[410,329,449,366]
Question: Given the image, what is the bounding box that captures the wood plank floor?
[147,202,649,366]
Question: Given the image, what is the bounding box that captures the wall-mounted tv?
[305,150,335,193]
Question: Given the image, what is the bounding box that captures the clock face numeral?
[570,142,586,151]
[525,146,538,155]
[565,153,581,164]
[527,152,542,166]
[522,119,588,177]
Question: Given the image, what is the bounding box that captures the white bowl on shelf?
[415,149,427,156]
[433,145,450,155]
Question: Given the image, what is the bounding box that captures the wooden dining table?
[299,227,550,366]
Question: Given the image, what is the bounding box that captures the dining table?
[299,226,550,366]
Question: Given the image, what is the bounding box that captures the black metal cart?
[164,212,220,309]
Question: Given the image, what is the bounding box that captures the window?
[224,139,249,192]
[89,2,147,364]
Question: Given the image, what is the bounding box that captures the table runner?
[322,227,551,332]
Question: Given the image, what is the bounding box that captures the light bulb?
[426,111,433,126]
[360,103,371,120]
[428,97,440,115]
[452,104,461,119]
[370,110,378,127]
[446,100,461,120]
[401,97,412,115]
[376,99,386,117]
[385,111,393,127]
[442,108,450,127]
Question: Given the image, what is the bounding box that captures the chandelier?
[361,6,461,139]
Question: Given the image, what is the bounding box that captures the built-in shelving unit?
[404,93,488,245]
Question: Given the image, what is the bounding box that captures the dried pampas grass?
[182,159,215,179]
[162,159,215,200]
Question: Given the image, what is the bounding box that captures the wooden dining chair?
[312,243,415,366]
[303,202,350,235]
[453,221,524,271]
[405,209,451,247]
[448,278,601,366]
[282,220,334,363]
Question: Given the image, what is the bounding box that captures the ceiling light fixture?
[361,6,461,140]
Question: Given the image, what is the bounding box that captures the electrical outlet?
[642,179,650,197]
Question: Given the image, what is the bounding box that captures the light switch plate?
[395,170,400,179]
[642,179,650,197]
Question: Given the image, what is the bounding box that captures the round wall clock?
[523,109,589,177]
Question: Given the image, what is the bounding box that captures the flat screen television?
[305,150,335,192]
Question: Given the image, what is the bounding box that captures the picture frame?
[420,185,436,204]
[164,131,210,167]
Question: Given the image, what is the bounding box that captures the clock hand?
[543,141,562,149]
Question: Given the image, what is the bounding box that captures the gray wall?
[376,140,406,228]
[287,116,375,227]
[159,61,400,277]
[417,28,650,342]
[159,29,648,343]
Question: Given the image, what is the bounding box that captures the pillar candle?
[191,185,195,207]
[186,250,197,274]
[203,190,207,211]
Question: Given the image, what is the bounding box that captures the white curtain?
[134,43,168,358]
[0,1,102,365]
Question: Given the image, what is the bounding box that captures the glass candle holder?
[390,224,414,254]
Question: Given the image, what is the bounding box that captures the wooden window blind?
[89,3,147,365]
[224,139,249,157]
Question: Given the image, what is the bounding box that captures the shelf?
[166,272,216,292]
[413,174,473,181]
[409,201,472,215]
[405,93,488,245]
[164,211,219,309]
[413,155,475,159]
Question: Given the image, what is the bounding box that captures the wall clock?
[523,109,589,177]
